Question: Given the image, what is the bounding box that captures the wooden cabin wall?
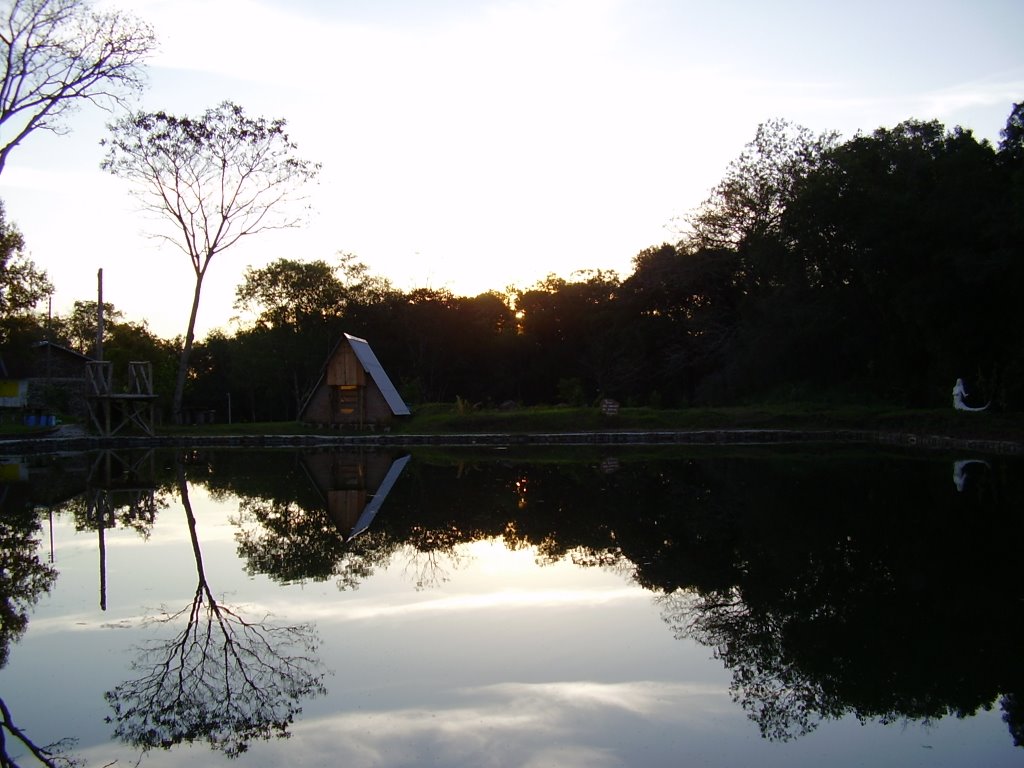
[301,340,403,427]
[326,346,366,387]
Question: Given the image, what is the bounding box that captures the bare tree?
[101,102,321,421]
[0,0,155,175]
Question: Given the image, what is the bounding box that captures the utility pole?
[96,268,104,361]
[46,294,52,379]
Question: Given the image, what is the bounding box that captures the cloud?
[464,679,729,717]
[250,679,735,768]
[919,77,1024,123]
[262,586,646,622]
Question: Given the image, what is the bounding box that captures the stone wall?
[25,377,89,420]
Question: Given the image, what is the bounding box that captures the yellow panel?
[0,462,26,482]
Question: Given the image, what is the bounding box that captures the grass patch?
[157,420,326,436]
[145,403,1024,443]
[0,422,57,437]
[391,402,1023,439]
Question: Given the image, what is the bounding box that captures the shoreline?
[1,427,1021,456]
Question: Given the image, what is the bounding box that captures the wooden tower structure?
[85,360,157,436]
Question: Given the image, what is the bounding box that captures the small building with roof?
[0,341,93,421]
[299,333,410,428]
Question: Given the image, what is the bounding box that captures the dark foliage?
[171,102,1024,415]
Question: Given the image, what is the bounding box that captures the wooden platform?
[85,361,157,437]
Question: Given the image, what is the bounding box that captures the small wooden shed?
[299,333,410,427]
[0,341,93,419]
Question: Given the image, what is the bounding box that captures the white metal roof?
[349,454,412,539]
[345,333,411,416]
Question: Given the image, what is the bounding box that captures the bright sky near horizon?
[2,0,1022,339]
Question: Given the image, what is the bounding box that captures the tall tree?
[999,100,1024,163]
[234,257,347,330]
[53,298,120,354]
[780,119,1009,402]
[0,200,50,354]
[0,200,50,317]
[101,102,320,421]
[0,0,155,175]
[687,119,837,261]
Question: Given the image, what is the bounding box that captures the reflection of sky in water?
[1,482,1017,767]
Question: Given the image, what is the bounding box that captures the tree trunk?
[177,458,208,586]
[172,273,206,424]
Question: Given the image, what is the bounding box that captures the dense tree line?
[188,103,1022,418]
[3,103,1022,419]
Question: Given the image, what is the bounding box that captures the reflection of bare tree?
[104,462,326,758]
[0,696,77,767]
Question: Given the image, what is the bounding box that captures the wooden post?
[96,268,104,362]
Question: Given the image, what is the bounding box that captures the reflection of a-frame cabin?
[299,334,410,429]
[301,452,410,541]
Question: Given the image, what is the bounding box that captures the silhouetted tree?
[999,101,1024,163]
[0,0,155,175]
[51,300,121,355]
[0,202,51,340]
[102,102,320,422]
[235,258,345,329]
[780,119,1010,402]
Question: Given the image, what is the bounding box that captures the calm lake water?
[1,445,1021,767]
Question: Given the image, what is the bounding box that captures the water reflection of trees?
[0,501,56,669]
[653,460,1014,743]
[234,496,355,583]
[104,461,326,758]
[402,524,469,589]
[0,466,74,765]
[192,448,1024,747]
[646,455,1024,745]
[0,696,77,767]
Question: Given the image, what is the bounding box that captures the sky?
[2,0,1022,339]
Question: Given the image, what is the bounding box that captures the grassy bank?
[152,403,1023,442]
[2,403,1018,442]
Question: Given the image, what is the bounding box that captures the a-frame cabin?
[298,333,410,428]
